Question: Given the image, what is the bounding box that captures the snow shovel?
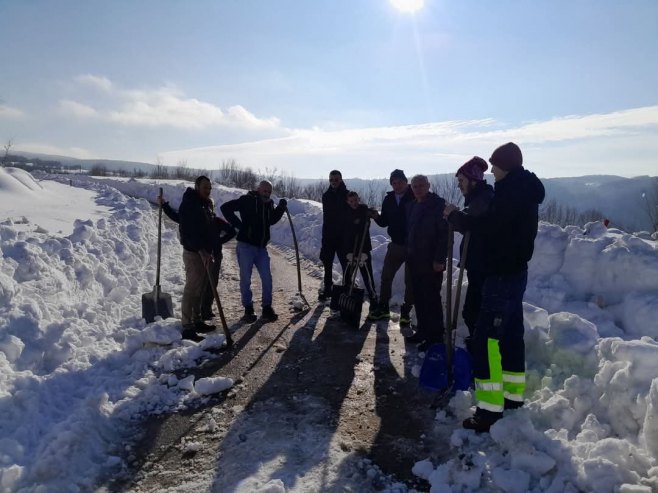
[204,258,234,348]
[338,219,370,328]
[142,187,173,323]
[420,227,473,393]
[285,207,310,309]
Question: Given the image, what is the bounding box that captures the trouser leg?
[254,247,273,307]
[181,250,206,326]
[378,242,405,307]
[472,271,528,418]
[236,242,256,307]
[201,254,221,317]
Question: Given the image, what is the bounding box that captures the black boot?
[318,285,332,302]
[261,305,279,322]
[241,305,257,323]
[181,327,204,342]
[194,321,216,333]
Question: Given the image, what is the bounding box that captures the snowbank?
[3,171,657,492]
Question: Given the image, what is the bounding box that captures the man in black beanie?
[462,142,545,433]
[369,169,415,324]
[318,170,350,301]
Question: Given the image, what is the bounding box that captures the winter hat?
[489,142,523,171]
[456,157,488,182]
[389,169,407,184]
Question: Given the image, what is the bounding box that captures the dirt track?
[111,244,453,492]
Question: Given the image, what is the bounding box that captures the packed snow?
[1,168,657,492]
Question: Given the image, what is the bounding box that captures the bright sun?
[389,0,425,14]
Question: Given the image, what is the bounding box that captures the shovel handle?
[156,187,163,288]
[204,258,233,347]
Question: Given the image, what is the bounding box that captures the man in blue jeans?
[221,181,287,322]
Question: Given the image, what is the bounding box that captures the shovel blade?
[419,344,474,392]
[141,286,173,324]
[419,343,449,391]
[452,346,473,391]
[338,288,364,328]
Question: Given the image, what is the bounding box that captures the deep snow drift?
[1,170,657,492]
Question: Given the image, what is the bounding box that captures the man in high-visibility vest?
[462,142,545,433]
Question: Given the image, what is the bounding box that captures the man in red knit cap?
[444,156,494,354]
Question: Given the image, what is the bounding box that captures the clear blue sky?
[1,0,657,178]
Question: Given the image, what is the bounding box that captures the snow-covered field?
[1,168,658,492]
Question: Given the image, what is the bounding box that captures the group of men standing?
[319,142,545,432]
[160,140,544,433]
[160,179,287,342]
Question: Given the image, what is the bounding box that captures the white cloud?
[58,100,99,118]
[74,74,113,92]
[67,76,280,130]
[0,105,25,119]
[160,106,658,178]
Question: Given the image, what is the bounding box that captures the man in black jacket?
[461,142,545,433]
[319,170,349,301]
[404,175,449,351]
[443,157,494,353]
[158,189,235,325]
[176,176,235,341]
[369,169,415,323]
[221,180,287,322]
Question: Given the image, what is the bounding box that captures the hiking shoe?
[404,332,426,344]
[181,327,204,342]
[399,304,412,326]
[201,311,216,321]
[367,305,390,321]
[462,414,500,433]
[504,398,524,410]
[194,321,216,333]
[241,305,258,323]
[261,305,279,322]
[319,285,334,302]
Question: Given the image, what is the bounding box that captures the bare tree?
[150,157,169,179]
[429,175,463,207]
[2,138,13,166]
[301,180,326,202]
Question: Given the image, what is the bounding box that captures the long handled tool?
[285,207,310,309]
[420,226,473,394]
[204,259,233,348]
[142,187,173,323]
[338,219,370,328]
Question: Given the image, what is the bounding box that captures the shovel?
[204,258,234,348]
[420,227,473,393]
[285,207,310,309]
[142,187,173,323]
[338,219,370,328]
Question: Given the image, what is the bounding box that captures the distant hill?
[10,151,658,232]
[13,151,158,174]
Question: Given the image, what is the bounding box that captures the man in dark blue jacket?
[461,142,545,433]
[176,176,235,341]
[369,169,415,324]
[404,175,449,351]
[319,170,350,301]
[443,157,494,353]
[221,180,287,322]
